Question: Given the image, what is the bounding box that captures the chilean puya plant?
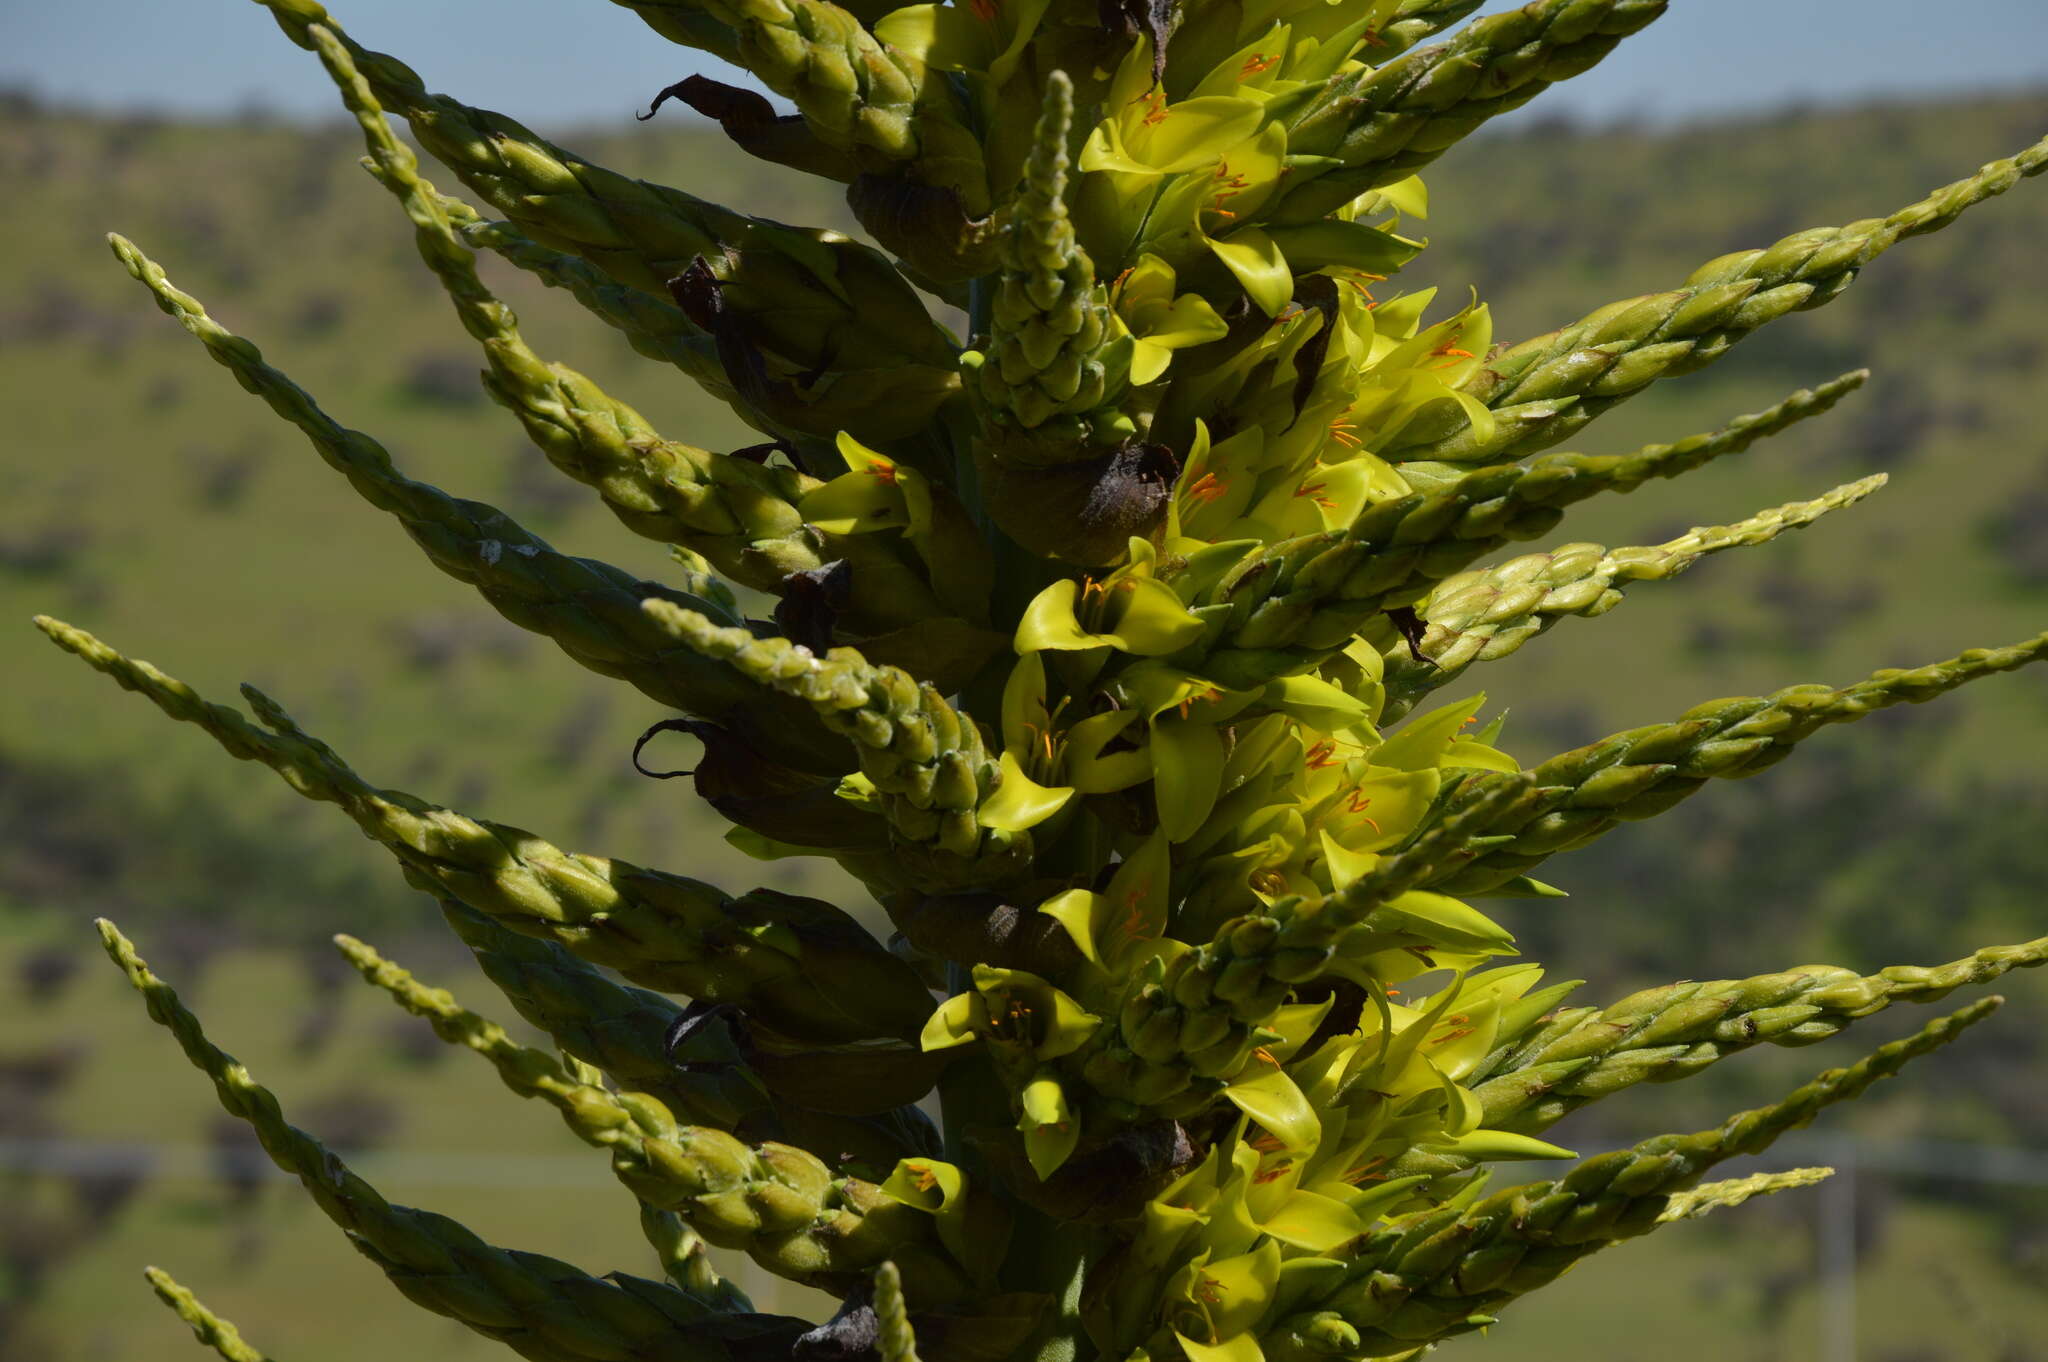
[42,0,2048,1358]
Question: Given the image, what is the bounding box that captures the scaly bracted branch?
[436,900,761,1130]
[38,618,928,1043]
[602,0,985,201]
[99,920,815,1362]
[1431,632,2048,894]
[641,601,1033,885]
[104,234,856,767]
[874,1261,927,1362]
[251,0,961,384]
[332,934,968,1299]
[310,24,823,597]
[440,900,944,1169]
[1380,474,1887,718]
[143,1269,272,1362]
[311,24,957,636]
[641,1202,754,1310]
[1386,133,2048,464]
[438,198,728,386]
[1267,1002,2000,1356]
[1376,0,1490,57]
[1183,373,1864,689]
[1386,935,2048,1178]
[1276,0,1669,222]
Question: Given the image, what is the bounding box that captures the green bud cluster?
[972,74,1122,442]
[44,0,2048,1358]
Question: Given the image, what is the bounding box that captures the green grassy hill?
[2,85,2046,1360]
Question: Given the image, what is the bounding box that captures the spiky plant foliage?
[43,0,2047,1357]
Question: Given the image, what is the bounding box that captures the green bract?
[41,0,2048,1358]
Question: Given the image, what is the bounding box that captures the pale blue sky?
[4,0,2046,129]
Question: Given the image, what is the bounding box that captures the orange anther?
[866,462,900,485]
[1239,52,1280,79]
[1304,739,1339,770]
[1253,1046,1280,1066]
[1294,481,1337,511]
[1185,471,1228,504]
[906,1162,939,1192]
[1430,1027,1476,1046]
[1342,1154,1390,1185]
[1139,92,1170,127]
[1343,789,1375,815]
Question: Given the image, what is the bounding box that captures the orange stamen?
[1139,92,1170,127]
[1185,471,1228,504]
[1429,333,1477,370]
[1239,52,1280,79]
[866,462,900,485]
[1344,272,1388,306]
[1294,480,1337,511]
[1304,739,1339,770]
[1207,161,1249,220]
[1342,1154,1390,1185]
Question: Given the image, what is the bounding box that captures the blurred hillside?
[1,85,2046,1360]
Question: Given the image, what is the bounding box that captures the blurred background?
[2,2,2046,1358]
